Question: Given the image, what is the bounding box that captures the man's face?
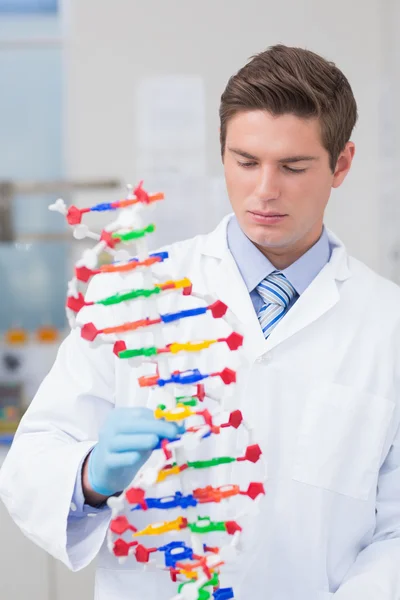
[223,110,354,267]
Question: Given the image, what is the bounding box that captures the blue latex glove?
[88,407,178,496]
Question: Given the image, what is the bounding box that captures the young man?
[1,44,400,600]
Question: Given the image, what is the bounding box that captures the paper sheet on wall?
[135,75,206,177]
[141,174,231,250]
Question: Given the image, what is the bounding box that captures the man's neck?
[254,229,324,271]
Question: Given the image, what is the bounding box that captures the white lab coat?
[1,215,400,600]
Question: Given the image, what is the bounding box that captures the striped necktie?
[256,271,298,339]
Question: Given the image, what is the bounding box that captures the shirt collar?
[227,215,331,295]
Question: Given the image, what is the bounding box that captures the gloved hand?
[87,407,178,496]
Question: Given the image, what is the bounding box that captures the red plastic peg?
[196,384,205,402]
[135,544,157,563]
[182,283,193,296]
[66,205,83,225]
[225,521,242,535]
[209,300,228,319]
[243,444,262,463]
[75,265,97,283]
[244,482,265,500]
[125,487,147,509]
[110,516,137,535]
[134,182,150,204]
[197,409,213,428]
[66,293,86,313]
[113,538,138,557]
[100,230,120,249]
[161,438,172,460]
[81,322,99,342]
[225,332,244,351]
[221,410,243,430]
[219,368,236,385]
[113,340,127,357]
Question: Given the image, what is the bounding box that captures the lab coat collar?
[202,214,350,281]
[201,214,352,358]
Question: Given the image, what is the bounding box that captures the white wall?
[64,0,387,273]
[379,0,400,283]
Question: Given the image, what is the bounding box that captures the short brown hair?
[219,44,358,172]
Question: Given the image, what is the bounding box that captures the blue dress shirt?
[226,215,332,314]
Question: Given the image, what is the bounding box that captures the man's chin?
[253,239,291,252]
[247,228,292,250]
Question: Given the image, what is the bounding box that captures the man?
[1,44,400,600]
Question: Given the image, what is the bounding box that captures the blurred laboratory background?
[0,0,399,598]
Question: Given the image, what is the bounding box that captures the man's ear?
[332,142,355,188]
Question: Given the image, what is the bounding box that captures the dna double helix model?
[50,182,266,600]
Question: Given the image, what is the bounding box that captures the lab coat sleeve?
[334,419,400,599]
[70,451,107,515]
[0,306,116,571]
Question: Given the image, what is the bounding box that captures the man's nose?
[254,166,280,201]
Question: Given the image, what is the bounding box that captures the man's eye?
[283,166,306,173]
[238,161,257,168]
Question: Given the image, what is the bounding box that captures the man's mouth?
[248,210,287,223]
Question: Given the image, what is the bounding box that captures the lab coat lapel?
[265,230,352,350]
[264,261,339,350]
